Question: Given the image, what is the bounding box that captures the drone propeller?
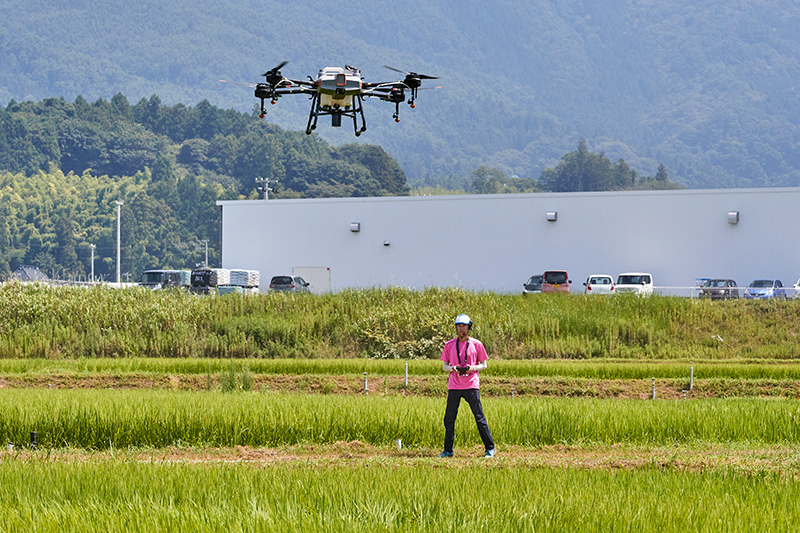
[255,61,290,118]
[380,66,440,113]
[219,79,256,88]
[262,61,289,86]
[383,66,439,85]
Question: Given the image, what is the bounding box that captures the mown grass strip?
[3,390,800,449]
[1,459,799,532]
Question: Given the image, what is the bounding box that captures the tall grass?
[1,460,800,532]
[3,389,800,449]
[3,282,800,360]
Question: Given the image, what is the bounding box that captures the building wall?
[218,188,800,293]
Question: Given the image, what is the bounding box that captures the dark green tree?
[612,159,637,189]
[655,163,668,181]
[333,144,408,195]
[54,208,83,276]
[471,166,508,194]
[541,139,623,192]
[471,166,540,194]
[149,154,180,208]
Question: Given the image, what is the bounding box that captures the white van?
[615,272,653,295]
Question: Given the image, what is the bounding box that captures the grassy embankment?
[2,281,800,361]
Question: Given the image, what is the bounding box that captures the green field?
[3,284,800,531]
[3,390,800,449]
[2,458,799,532]
[3,390,800,531]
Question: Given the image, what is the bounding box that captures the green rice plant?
[240,364,253,391]
[5,357,800,381]
[217,360,252,392]
[1,459,800,532]
[219,360,238,392]
[3,390,800,449]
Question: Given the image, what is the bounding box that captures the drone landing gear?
[353,95,367,136]
[305,94,319,134]
[305,94,368,136]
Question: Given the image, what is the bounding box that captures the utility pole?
[255,177,279,200]
[197,239,209,268]
[115,200,124,283]
[90,244,96,283]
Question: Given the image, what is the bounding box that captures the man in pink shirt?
[438,313,495,458]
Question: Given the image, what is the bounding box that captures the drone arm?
[274,87,315,96]
[360,88,388,99]
[361,88,404,100]
[284,78,315,87]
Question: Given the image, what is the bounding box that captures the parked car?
[523,274,543,294]
[744,279,785,299]
[139,269,191,290]
[269,275,311,293]
[793,278,800,299]
[542,271,571,293]
[583,274,615,295]
[699,279,739,300]
[615,273,653,295]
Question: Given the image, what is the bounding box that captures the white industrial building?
[217,187,800,294]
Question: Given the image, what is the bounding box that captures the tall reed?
[3,282,800,360]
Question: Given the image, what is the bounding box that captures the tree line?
[0,95,409,199]
[414,139,682,195]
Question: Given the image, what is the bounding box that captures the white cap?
[455,314,472,326]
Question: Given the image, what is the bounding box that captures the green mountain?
[3,0,800,189]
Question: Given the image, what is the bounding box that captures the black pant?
[443,388,494,453]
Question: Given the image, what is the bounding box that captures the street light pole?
[115,201,124,283]
[255,177,279,200]
[90,243,96,283]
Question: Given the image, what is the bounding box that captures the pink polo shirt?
[440,336,488,390]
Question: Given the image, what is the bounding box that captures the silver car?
[269,275,311,293]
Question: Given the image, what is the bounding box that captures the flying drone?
[251,62,439,136]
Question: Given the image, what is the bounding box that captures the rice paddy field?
[3,282,800,531]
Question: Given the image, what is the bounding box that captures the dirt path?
[5,442,800,477]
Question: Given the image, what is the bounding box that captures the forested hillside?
[0,96,408,280]
[3,0,800,189]
[0,96,408,197]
